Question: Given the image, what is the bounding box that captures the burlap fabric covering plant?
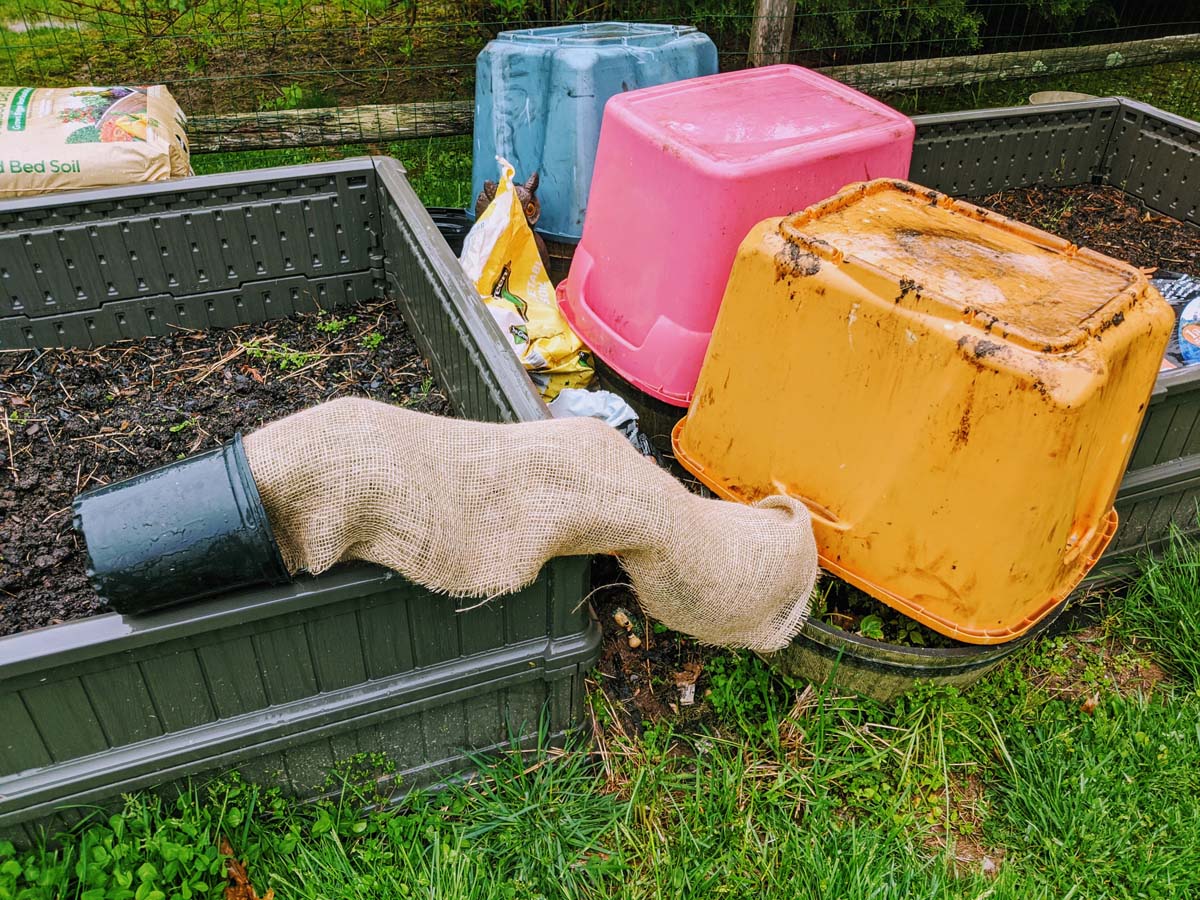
[243,397,818,651]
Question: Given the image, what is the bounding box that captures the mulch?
[972,183,1200,276]
[0,301,449,637]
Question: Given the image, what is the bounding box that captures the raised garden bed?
[0,159,598,845]
[911,97,1200,578]
[7,97,1200,836]
[1,303,450,635]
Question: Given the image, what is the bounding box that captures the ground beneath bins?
[0,301,449,636]
[973,183,1200,276]
[588,557,719,737]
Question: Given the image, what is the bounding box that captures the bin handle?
[773,484,850,531]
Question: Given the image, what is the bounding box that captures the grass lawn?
[887,60,1200,121]
[3,533,1199,899]
[191,135,474,209]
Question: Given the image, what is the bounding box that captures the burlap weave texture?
[244,397,818,651]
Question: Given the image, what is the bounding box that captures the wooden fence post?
[748,0,797,67]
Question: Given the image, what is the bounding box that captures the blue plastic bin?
[471,22,718,244]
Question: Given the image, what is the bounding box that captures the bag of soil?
[459,158,594,400]
[244,397,819,652]
[1152,271,1200,370]
[0,85,190,198]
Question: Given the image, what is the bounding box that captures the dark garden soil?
[973,183,1200,276]
[0,301,449,637]
[587,557,717,737]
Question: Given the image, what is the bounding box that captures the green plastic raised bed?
[0,158,598,845]
[911,97,1200,577]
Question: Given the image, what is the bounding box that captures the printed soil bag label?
[1152,271,1200,369]
[1178,296,1200,366]
[0,85,191,197]
[459,158,594,400]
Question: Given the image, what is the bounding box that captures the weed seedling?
[243,339,320,371]
[361,331,384,350]
[858,613,885,641]
[315,313,357,334]
[397,374,436,407]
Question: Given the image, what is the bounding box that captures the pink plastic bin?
[556,64,914,405]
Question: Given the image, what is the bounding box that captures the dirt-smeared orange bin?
[672,179,1174,644]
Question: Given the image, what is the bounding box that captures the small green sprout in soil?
[314,312,358,334]
[857,613,886,641]
[360,331,385,350]
[169,417,199,434]
[397,374,436,407]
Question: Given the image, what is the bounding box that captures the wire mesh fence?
[0,0,1196,152]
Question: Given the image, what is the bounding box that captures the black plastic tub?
[766,600,1068,703]
[428,207,472,256]
[0,158,597,846]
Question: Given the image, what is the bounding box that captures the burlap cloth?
[244,398,818,651]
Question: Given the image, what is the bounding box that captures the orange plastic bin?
[672,179,1173,644]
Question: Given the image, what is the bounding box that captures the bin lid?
[494,22,698,48]
[791,180,1137,352]
[617,65,911,166]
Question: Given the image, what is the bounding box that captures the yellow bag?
[460,159,593,400]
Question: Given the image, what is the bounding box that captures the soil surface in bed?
[0,301,449,636]
[972,183,1200,276]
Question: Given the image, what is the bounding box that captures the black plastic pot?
[73,434,289,615]
[764,599,1069,703]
